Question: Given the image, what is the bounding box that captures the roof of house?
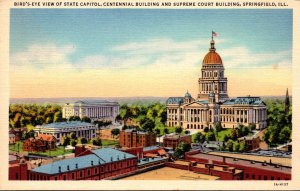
[31,148,136,175]
[164,133,191,140]
[143,145,161,152]
[36,121,95,129]
[223,97,265,106]
[166,97,184,105]
[66,100,119,106]
[37,134,56,141]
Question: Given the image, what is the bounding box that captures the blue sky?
[9,9,292,98]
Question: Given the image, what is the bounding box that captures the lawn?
[9,141,23,153]
[9,141,73,157]
[155,126,176,136]
[101,139,119,147]
[33,146,73,157]
[215,129,232,141]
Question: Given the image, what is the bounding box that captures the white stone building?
[62,100,119,122]
[166,36,267,130]
[34,121,96,143]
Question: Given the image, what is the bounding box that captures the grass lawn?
[9,141,23,153]
[33,146,73,157]
[215,129,232,141]
[101,139,119,147]
[155,126,176,136]
[9,141,73,157]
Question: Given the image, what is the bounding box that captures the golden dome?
[203,51,223,65]
[202,39,223,65]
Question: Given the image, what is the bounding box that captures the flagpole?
[211,30,213,40]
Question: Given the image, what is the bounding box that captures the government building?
[34,121,97,144]
[166,35,267,130]
[62,100,119,122]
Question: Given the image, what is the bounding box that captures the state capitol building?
[166,36,267,130]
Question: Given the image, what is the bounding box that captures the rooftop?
[31,148,136,175]
[66,100,119,106]
[166,97,184,105]
[36,121,95,129]
[223,97,265,106]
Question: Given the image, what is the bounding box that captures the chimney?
[111,157,113,162]
[67,165,70,171]
[124,153,126,159]
[75,163,78,169]
[58,166,61,173]
[91,161,94,166]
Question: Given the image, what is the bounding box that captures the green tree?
[194,132,205,143]
[230,128,238,140]
[69,116,81,121]
[69,132,77,140]
[239,140,246,152]
[78,137,88,144]
[184,130,190,135]
[91,138,102,146]
[249,123,256,131]
[279,126,291,144]
[141,119,155,132]
[81,116,91,123]
[203,127,209,133]
[111,128,120,138]
[214,122,222,132]
[175,126,183,134]
[154,128,161,136]
[205,131,216,141]
[163,128,169,135]
[173,142,191,159]
[223,134,229,142]
[71,139,77,147]
[62,136,71,147]
[226,139,234,152]
[233,141,240,152]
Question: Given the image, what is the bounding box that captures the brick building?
[9,155,28,180]
[163,134,192,150]
[23,135,56,152]
[119,129,156,148]
[28,148,137,180]
[185,150,291,180]
[238,134,260,151]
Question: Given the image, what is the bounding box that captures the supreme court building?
[166,36,267,130]
[62,100,119,122]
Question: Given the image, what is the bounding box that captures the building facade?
[163,134,192,150]
[62,100,119,122]
[34,121,96,144]
[185,150,291,180]
[166,37,267,130]
[119,129,156,148]
[28,148,137,180]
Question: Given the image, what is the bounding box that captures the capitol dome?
[203,39,223,65]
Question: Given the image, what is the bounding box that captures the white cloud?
[10,43,75,70]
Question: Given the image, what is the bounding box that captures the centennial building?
[166,37,267,130]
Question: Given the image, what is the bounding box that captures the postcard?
[0,0,299,190]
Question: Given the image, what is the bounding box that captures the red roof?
[37,134,56,142]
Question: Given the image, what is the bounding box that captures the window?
[54,176,58,181]
[88,170,90,176]
[63,175,66,180]
[252,174,255,180]
[15,173,19,180]
[246,174,249,179]
[271,176,274,180]
[80,171,83,178]
[264,176,267,180]
[258,175,261,180]
[277,177,280,180]
[72,173,75,180]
